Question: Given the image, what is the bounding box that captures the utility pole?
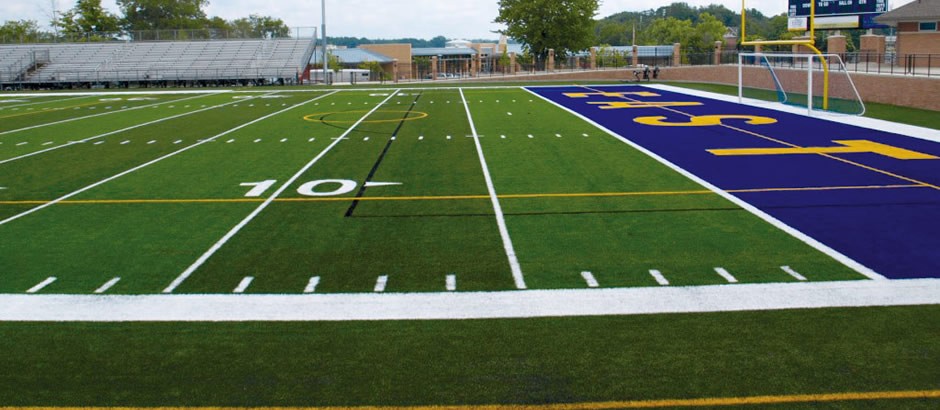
[322,0,328,85]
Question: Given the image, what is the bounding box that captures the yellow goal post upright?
[739,0,832,112]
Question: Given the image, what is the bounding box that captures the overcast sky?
[6,0,916,40]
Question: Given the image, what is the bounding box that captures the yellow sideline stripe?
[1,389,937,409]
[0,184,925,206]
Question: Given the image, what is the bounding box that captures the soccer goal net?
[738,52,865,116]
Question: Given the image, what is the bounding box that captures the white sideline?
[459,88,527,290]
[1,279,938,322]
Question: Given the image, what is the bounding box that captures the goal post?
[738,0,864,116]
[738,52,865,116]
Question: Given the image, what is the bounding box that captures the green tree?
[57,0,121,40]
[645,16,694,46]
[495,0,599,59]
[117,0,209,31]
[228,14,289,38]
[0,20,43,43]
[691,13,726,53]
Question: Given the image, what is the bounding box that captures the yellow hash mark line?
[1,389,937,410]
[0,184,925,206]
[580,86,940,192]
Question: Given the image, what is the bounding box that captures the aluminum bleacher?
[0,38,315,86]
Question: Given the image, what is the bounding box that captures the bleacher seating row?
[0,38,315,84]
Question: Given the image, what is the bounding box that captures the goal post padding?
[738,52,865,116]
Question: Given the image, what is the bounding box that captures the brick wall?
[360,43,412,80]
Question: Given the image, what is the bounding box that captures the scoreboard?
[789,0,889,17]
[788,0,889,29]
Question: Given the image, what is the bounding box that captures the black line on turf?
[344,92,423,217]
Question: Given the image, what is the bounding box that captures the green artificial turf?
[0,305,937,407]
[0,85,936,408]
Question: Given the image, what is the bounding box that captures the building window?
[919,22,938,31]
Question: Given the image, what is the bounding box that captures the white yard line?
[374,275,389,293]
[581,271,600,288]
[781,266,809,281]
[714,267,739,283]
[2,279,938,322]
[0,92,334,227]
[459,88,527,290]
[162,90,396,294]
[446,274,457,292]
[0,93,264,166]
[233,277,254,294]
[26,277,57,294]
[649,270,670,286]
[304,277,321,294]
[524,86,887,282]
[0,93,220,137]
[94,277,121,294]
[0,95,88,110]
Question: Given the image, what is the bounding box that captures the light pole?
[322,0,328,85]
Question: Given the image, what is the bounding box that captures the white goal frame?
[737,52,866,116]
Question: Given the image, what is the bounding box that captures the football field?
[0,84,938,407]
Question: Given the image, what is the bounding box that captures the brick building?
[875,0,940,68]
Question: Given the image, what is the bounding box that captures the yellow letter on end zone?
[589,101,703,109]
[564,91,661,98]
[634,115,778,126]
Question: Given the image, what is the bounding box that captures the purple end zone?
[527,85,940,279]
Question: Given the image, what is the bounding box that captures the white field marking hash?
[374,275,389,293]
[0,93,280,164]
[94,277,121,294]
[4,279,939,322]
[0,92,335,228]
[459,88,527,290]
[714,267,739,283]
[0,93,217,137]
[581,271,600,288]
[781,266,809,281]
[304,277,321,294]
[234,277,254,294]
[0,95,86,110]
[163,90,390,294]
[649,270,670,286]
[525,86,888,282]
[446,274,457,292]
[26,277,57,294]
